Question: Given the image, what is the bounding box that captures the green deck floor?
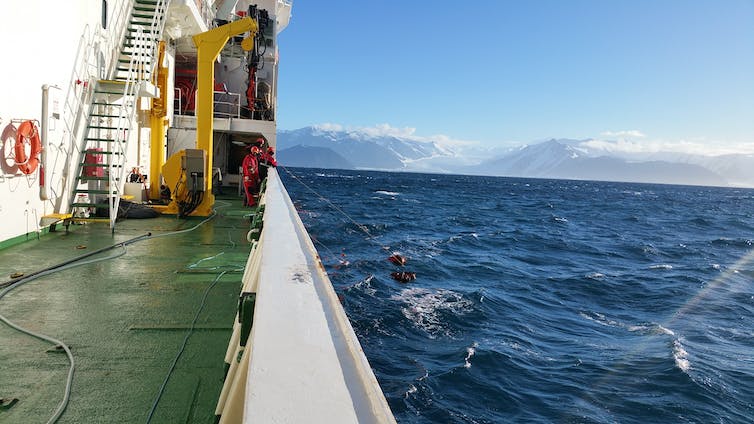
[0,195,255,423]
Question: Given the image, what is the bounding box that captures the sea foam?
[392,288,474,337]
[673,339,691,372]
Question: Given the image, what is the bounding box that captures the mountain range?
[276,126,754,187]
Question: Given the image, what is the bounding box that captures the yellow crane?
[157,17,258,216]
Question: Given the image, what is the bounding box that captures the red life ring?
[14,120,42,174]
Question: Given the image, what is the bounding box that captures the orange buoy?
[390,271,416,283]
[388,253,407,266]
[14,120,42,174]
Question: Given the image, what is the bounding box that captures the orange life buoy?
[14,120,42,174]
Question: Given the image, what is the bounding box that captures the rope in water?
[279,166,390,252]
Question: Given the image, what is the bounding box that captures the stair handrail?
[58,25,99,213]
[144,0,171,79]
[102,0,170,228]
[59,0,172,225]
[108,26,149,229]
[110,0,170,82]
[106,0,138,79]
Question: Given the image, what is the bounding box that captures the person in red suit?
[242,145,261,206]
[258,146,277,182]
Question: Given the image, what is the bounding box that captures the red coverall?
[258,149,277,182]
[242,153,259,206]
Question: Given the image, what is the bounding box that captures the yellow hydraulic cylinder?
[191,17,258,216]
[149,41,169,200]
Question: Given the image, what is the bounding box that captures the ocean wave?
[627,323,675,336]
[391,288,475,338]
[672,339,691,372]
[345,274,377,296]
[315,172,355,179]
[580,312,692,374]
[282,169,754,423]
[464,342,478,368]
[579,311,623,328]
[711,237,754,247]
[689,217,712,227]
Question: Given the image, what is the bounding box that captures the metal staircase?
[69,0,169,230]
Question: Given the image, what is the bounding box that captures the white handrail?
[59,25,99,213]
[213,91,242,118]
[106,0,136,78]
[59,0,172,223]
[108,25,148,228]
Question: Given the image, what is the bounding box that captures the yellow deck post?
[149,41,168,200]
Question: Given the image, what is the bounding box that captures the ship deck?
[0,194,253,423]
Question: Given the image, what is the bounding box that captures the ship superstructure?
[0,1,395,422]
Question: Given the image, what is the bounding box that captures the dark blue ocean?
[280,168,754,424]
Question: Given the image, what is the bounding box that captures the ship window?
[101,0,108,29]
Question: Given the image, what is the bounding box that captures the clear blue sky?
[277,0,754,147]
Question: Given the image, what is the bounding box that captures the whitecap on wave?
[346,274,376,296]
[673,339,691,372]
[580,312,692,374]
[581,312,676,338]
[627,323,675,336]
[375,190,400,196]
[579,311,622,328]
[649,264,673,270]
[391,288,474,337]
[447,232,480,244]
[315,172,355,179]
[464,342,478,368]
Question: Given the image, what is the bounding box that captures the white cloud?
[312,123,344,132]
[311,123,754,157]
[312,122,481,148]
[599,130,646,138]
[580,138,754,156]
[356,123,417,138]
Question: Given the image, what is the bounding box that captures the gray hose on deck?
[0,201,230,423]
[0,232,153,289]
[0,245,128,424]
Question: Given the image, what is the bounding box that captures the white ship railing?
[216,169,396,423]
[213,91,242,118]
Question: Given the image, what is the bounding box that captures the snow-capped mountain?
[277,126,459,170]
[475,138,728,186]
[276,128,752,187]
